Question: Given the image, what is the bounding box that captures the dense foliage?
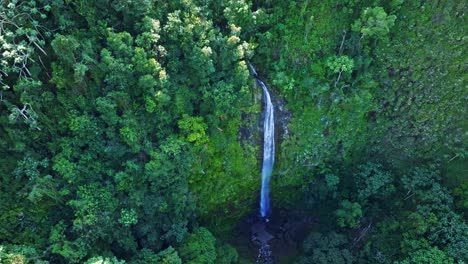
[1,0,466,263]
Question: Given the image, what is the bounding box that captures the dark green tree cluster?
[1,0,262,262]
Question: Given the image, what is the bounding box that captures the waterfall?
[259,79,275,219]
[248,62,276,219]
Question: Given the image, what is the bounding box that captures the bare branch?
[338,30,347,55]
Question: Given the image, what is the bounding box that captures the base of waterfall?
[232,209,318,263]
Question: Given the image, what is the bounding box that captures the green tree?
[335,200,362,228]
[84,256,125,264]
[352,7,396,39]
[396,247,455,264]
[0,244,47,264]
[178,227,217,264]
[156,247,182,264]
[216,244,239,264]
[178,115,209,146]
[297,232,354,264]
[0,1,49,90]
[326,55,354,88]
[354,162,395,202]
[130,247,182,264]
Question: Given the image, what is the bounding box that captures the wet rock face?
[257,79,292,142]
[238,80,263,147]
[270,89,292,141]
[239,110,262,146]
[251,220,274,244]
[238,79,292,154]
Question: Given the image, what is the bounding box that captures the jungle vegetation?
[0,0,466,263]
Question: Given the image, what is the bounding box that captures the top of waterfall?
[248,62,258,77]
